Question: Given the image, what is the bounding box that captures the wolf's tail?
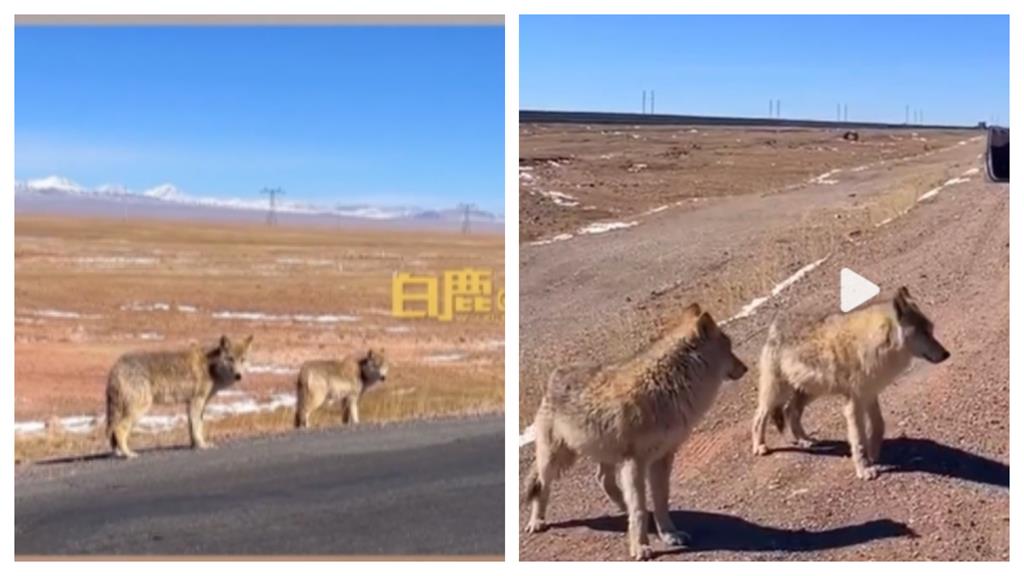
[105,381,118,450]
[293,378,303,429]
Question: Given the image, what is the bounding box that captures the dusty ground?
[15,216,504,462]
[518,124,1007,560]
[520,123,972,243]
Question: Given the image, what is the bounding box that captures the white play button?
[840,268,880,312]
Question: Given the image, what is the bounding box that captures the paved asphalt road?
[16,416,503,557]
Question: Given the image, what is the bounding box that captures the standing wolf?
[106,335,254,458]
[294,349,389,428]
[523,304,748,560]
[752,286,950,480]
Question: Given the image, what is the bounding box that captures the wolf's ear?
[243,334,254,349]
[219,335,231,350]
[697,312,717,338]
[683,303,702,318]
[894,286,911,319]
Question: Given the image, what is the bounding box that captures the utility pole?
[769,99,773,118]
[261,187,284,226]
[844,104,848,122]
[642,90,647,114]
[776,100,781,119]
[457,203,475,234]
[836,103,841,122]
[651,90,655,114]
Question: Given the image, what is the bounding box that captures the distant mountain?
[15,176,501,224]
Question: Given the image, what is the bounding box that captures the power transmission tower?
[651,90,655,114]
[642,90,646,114]
[844,104,848,122]
[905,104,910,124]
[457,203,476,234]
[261,187,284,226]
[837,103,841,122]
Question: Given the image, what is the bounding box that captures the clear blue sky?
[521,15,1008,126]
[16,25,504,213]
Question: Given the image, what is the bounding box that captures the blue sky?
[16,26,504,213]
[521,15,1008,126]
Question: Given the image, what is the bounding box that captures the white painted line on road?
[809,169,841,185]
[918,177,970,202]
[724,255,831,325]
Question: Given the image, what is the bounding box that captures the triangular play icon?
[840,268,880,312]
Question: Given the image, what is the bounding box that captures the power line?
[260,187,284,226]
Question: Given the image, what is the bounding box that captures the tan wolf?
[294,349,389,428]
[751,286,950,480]
[523,304,748,560]
[106,334,254,458]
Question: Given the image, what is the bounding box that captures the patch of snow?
[577,221,638,235]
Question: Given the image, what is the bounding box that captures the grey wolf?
[294,349,389,428]
[523,304,748,560]
[106,334,254,458]
[752,286,950,479]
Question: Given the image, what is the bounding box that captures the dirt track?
[518,127,1008,560]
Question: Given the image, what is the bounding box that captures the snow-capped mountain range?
[15,176,500,223]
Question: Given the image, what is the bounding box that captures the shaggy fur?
[294,349,389,428]
[752,286,950,479]
[523,304,748,560]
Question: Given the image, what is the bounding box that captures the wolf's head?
[894,287,950,364]
[682,303,748,381]
[208,334,254,384]
[359,348,390,386]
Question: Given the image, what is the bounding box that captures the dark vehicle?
[986,126,1009,182]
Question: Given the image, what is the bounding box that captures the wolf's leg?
[865,398,885,463]
[752,374,786,455]
[338,397,350,424]
[649,452,689,547]
[620,458,652,560]
[525,426,575,534]
[188,397,212,449]
[843,399,878,480]
[111,412,137,459]
[349,397,360,424]
[304,392,326,428]
[596,463,626,512]
[786,391,816,448]
[115,391,151,459]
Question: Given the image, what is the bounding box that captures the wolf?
[523,304,748,560]
[751,286,950,480]
[106,334,254,458]
[294,349,389,428]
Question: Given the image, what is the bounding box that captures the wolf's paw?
[659,530,691,547]
[193,442,216,450]
[752,444,770,456]
[630,544,654,561]
[116,450,138,460]
[792,438,817,449]
[524,519,546,534]
[856,465,881,480]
